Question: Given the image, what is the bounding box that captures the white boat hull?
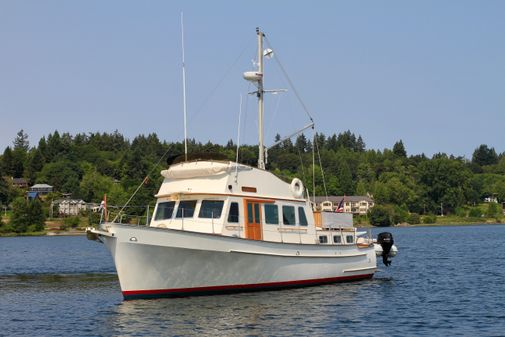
[92,224,377,299]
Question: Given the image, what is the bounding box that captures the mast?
[256,27,265,170]
[243,28,272,169]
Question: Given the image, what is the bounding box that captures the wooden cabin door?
[245,201,262,240]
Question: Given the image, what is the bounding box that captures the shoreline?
[1,221,503,237]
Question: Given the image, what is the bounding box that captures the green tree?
[37,160,83,192]
[26,149,45,184]
[13,130,29,152]
[1,147,15,176]
[408,213,421,224]
[392,140,407,158]
[418,157,471,212]
[10,197,46,233]
[486,202,501,218]
[369,205,393,227]
[472,144,498,166]
[0,166,9,204]
[80,171,114,202]
[468,207,482,218]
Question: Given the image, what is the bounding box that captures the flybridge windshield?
[155,202,175,220]
[176,200,197,218]
[199,200,224,219]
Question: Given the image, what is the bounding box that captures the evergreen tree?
[13,129,29,152]
[11,197,46,233]
[0,166,9,204]
[26,149,45,183]
[472,144,498,166]
[1,147,15,176]
[392,140,407,158]
[295,134,308,153]
[356,136,365,152]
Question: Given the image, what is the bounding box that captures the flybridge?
[156,160,304,202]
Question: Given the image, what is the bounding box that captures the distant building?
[313,195,374,215]
[30,184,53,195]
[57,199,87,216]
[12,178,28,189]
[484,196,498,203]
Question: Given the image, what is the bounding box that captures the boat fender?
[290,178,304,198]
[377,232,394,266]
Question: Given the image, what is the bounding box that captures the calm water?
[1,225,505,336]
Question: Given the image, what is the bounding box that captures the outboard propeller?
[377,232,394,266]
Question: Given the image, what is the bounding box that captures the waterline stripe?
[122,273,373,299]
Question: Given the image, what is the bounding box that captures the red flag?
[336,195,345,213]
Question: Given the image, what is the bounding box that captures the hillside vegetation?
[1,129,504,229]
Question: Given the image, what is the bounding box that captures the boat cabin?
[149,160,357,245]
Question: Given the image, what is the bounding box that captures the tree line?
[1,129,504,228]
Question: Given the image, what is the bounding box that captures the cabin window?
[264,204,279,224]
[228,202,239,223]
[319,235,328,244]
[199,200,224,219]
[333,235,342,244]
[298,207,308,226]
[247,203,253,223]
[176,200,197,218]
[346,235,354,244]
[254,204,260,223]
[282,206,296,225]
[154,201,175,220]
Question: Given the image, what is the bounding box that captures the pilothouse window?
[264,204,279,224]
[282,206,296,225]
[298,207,308,226]
[154,201,175,220]
[176,200,197,218]
[199,200,224,219]
[228,202,239,223]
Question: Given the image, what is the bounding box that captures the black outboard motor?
[377,232,394,266]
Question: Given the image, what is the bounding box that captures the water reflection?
[108,280,376,336]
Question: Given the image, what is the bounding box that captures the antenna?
[235,94,243,181]
[181,12,188,161]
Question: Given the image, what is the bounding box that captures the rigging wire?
[239,82,251,163]
[296,142,308,194]
[264,92,282,139]
[111,145,174,223]
[265,34,331,204]
[313,130,329,200]
[312,134,316,205]
[190,44,251,119]
[235,94,243,180]
[264,36,315,123]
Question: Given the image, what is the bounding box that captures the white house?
[58,199,87,216]
[30,184,53,195]
[313,196,374,215]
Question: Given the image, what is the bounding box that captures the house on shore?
[313,195,374,215]
[58,199,87,216]
[30,184,53,195]
[12,178,28,189]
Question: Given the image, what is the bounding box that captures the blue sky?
[1,1,504,157]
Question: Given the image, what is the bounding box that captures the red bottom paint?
[122,273,374,300]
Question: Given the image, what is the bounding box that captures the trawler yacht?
[86,28,397,300]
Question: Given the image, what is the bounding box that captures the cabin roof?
[157,160,305,202]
